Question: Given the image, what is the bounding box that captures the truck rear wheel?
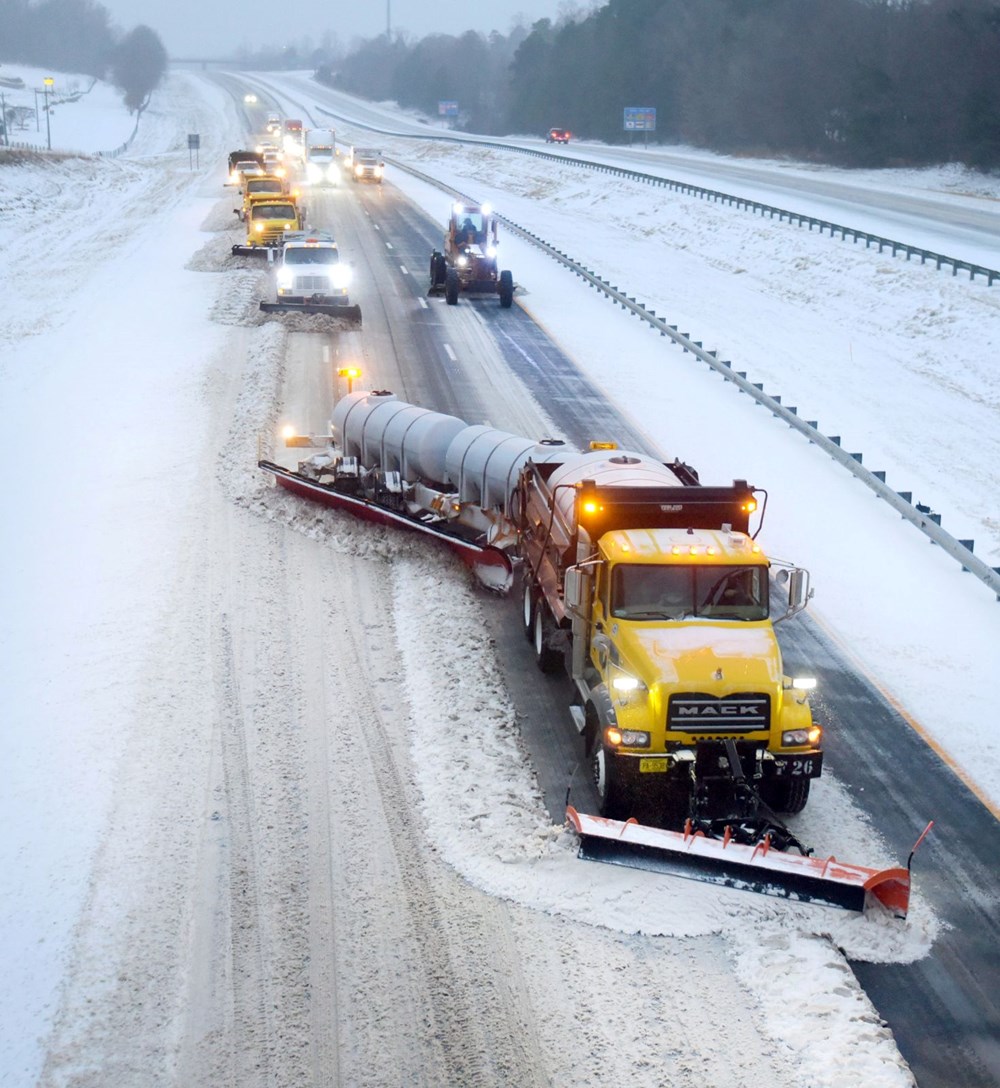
[521,581,535,642]
[759,776,810,815]
[499,269,514,308]
[532,605,561,673]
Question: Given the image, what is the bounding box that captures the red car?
[546,127,571,144]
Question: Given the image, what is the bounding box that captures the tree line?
[326,0,1000,169]
[0,0,167,113]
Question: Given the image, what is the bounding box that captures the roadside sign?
[188,133,200,148]
[623,107,656,132]
[438,100,459,117]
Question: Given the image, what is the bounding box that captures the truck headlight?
[329,265,352,288]
[307,163,321,181]
[277,270,294,288]
[606,729,650,748]
[456,255,468,267]
[782,727,822,747]
[790,677,817,691]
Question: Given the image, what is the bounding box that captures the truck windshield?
[285,248,338,265]
[611,564,768,622]
[251,204,295,220]
[248,181,282,193]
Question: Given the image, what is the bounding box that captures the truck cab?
[232,196,302,256]
[518,450,822,824]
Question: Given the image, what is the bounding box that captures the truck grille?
[667,693,770,734]
[294,275,331,291]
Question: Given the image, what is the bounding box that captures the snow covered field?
[1,66,998,1086]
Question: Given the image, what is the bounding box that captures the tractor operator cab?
[449,203,497,254]
[430,200,513,308]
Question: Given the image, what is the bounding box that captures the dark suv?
[546,127,571,143]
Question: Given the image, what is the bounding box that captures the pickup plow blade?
[259,300,362,324]
[567,807,919,916]
[259,460,512,591]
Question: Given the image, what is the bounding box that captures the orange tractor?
[429,201,514,308]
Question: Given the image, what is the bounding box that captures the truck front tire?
[592,746,628,820]
[759,775,810,814]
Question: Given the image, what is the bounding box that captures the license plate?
[639,758,669,774]
[773,753,823,778]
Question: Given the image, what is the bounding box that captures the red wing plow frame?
[259,460,513,591]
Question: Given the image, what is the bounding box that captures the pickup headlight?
[277,269,294,288]
[782,727,822,747]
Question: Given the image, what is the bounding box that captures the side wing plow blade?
[567,807,912,917]
[259,460,512,592]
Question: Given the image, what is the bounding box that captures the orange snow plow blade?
[567,807,919,917]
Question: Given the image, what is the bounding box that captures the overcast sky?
[98,0,584,57]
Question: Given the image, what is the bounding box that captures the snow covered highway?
[2,67,999,1087]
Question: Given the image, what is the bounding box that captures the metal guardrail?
[382,151,1000,601]
[313,104,1000,288]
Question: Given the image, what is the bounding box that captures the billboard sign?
[438,100,459,117]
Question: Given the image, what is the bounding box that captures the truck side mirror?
[565,566,586,609]
[786,569,805,609]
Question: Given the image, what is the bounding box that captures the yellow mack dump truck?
[232,195,302,257]
[517,448,822,826]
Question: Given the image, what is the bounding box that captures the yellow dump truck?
[232,194,302,257]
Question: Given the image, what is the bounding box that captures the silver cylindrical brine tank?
[331,392,572,504]
[332,391,466,484]
[444,428,569,511]
[546,451,685,525]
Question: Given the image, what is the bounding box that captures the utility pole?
[0,91,7,146]
[43,77,53,151]
[387,0,391,39]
